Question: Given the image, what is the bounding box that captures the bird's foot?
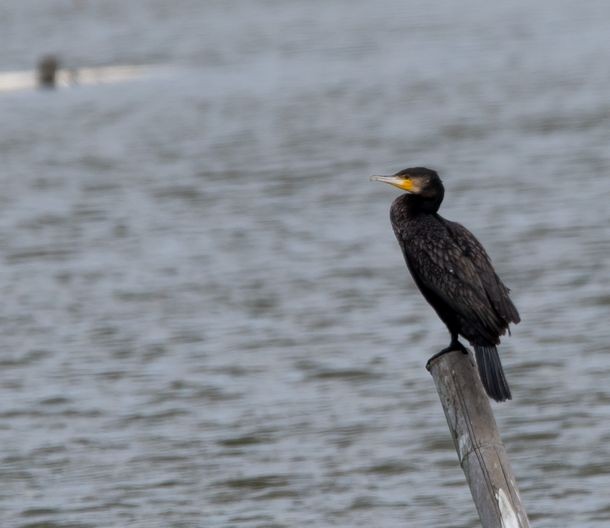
[425,342,468,371]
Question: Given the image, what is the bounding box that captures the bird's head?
[370,167,443,199]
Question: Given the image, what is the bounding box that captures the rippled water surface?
[1,1,610,526]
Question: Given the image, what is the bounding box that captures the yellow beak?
[370,175,414,192]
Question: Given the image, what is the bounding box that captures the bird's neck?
[400,193,443,217]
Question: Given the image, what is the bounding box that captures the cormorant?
[372,167,520,402]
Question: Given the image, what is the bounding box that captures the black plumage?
[373,167,520,402]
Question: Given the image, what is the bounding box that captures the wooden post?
[37,55,59,88]
[427,349,530,528]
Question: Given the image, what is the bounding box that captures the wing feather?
[443,219,520,324]
[397,217,519,343]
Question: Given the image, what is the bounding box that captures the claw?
[425,341,468,371]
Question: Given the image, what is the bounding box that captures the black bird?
[372,167,520,401]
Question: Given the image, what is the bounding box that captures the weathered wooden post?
[427,349,530,528]
[37,55,59,88]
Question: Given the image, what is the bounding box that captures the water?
[1,1,610,526]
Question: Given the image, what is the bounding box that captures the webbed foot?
[425,341,468,370]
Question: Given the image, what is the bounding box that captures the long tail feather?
[474,345,512,402]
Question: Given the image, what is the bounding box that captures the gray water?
[1,1,610,527]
